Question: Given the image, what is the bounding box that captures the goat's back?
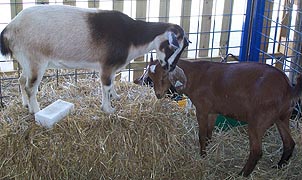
[4,6,102,65]
[178,60,294,120]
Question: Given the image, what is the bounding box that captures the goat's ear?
[168,66,187,92]
[167,32,180,48]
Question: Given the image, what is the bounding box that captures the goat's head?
[154,25,190,72]
[147,58,187,99]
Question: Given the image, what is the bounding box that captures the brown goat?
[145,58,302,177]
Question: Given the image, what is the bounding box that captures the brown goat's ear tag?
[168,66,187,92]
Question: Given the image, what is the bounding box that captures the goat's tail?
[292,74,302,99]
[0,27,12,57]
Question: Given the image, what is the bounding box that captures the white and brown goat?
[145,58,301,177]
[0,5,189,114]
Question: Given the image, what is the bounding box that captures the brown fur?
[147,59,301,177]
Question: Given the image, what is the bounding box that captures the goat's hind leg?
[19,72,29,108]
[25,63,47,113]
[275,114,295,168]
[239,123,266,177]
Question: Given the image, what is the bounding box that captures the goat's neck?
[175,61,203,98]
[132,21,170,42]
[127,42,155,61]
[127,21,170,61]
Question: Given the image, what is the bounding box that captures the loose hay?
[0,74,301,179]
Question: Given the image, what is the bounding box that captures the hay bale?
[0,79,203,179]
[0,74,301,179]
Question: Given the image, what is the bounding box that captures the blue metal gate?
[240,0,302,82]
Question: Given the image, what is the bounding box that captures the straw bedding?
[0,73,301,179]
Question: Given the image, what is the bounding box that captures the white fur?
[101,85,115,113]
[174,80,183,87]
[167,38,185,65]
[150,65,157,73]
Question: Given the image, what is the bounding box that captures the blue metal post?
[239,0,266,62]
[248,0,266,62]
[239,0,254,61]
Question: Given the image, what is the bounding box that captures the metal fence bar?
[113,0,123,10]
[249,0,265,62]
[88,0,100,8]
[239,0,254,61]
[220,0,234,56]
[290,0,302,82]
[63,0,76,6]
[199,0,214,57]
[36,0,49,4]
[159,0,170,22]
[259,0,274,63]
[132,0,147,81]
[180,0,192,58]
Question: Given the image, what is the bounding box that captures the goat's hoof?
[22,100,29,108]
[272,162,288,169]
[200,151,207,158]
[111,94,121,101]
[101,106,116,114]
[23,104,29,108]
[29,107,41,114]
[238,171,249,177]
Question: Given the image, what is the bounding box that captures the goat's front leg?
[206,114,217,146]
[100,72,116,114]
[101,84,116,114]
[110,82,121,100]
[196,110,209,156]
